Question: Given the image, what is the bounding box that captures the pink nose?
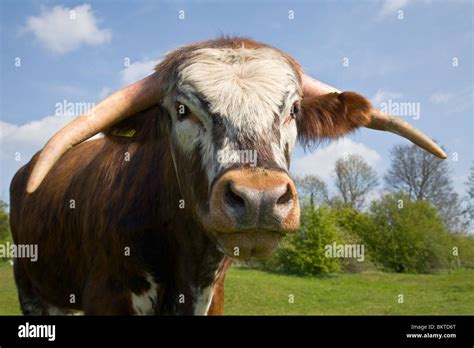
[205,168,300,233]
[224,181,294,227]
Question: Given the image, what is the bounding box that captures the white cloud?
[429,91,454,104]
[379,0,411,17]
[291,139,381,182]
[0,115,75,162]
[371,89,403,107]
[22,4,111,54]
[429,88,473,112]
[120,59,160,86]
[0,113,105,199]
[0,114,74,199]
[0,112,105,161]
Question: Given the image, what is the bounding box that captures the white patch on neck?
[131,273,159,315]
[193,285,214,315]
[47,305,70,315]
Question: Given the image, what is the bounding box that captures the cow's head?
[25,38,446,259]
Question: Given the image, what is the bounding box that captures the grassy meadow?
[224,267,474,315]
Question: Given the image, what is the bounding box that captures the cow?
[9,37,446,315]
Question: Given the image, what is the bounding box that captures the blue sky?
[1,0,472,204]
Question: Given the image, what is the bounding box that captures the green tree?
[0,200,10,241]
[366,193,451,273]
[464,165,474,231]
[334,154,379,210]
[384,144,463,231]
[262,206,341,275]
[0,200,12,263]
[449,233,474,269]
[331,206,378,272]
[293,174,328,208]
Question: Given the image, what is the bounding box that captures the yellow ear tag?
[112,129,136,138]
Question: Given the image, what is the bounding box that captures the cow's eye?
[175,102,191,121]
[289,101,300,119]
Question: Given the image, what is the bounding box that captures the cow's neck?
[144,134,226,315]
[162,213,225,315]
[167,238,225,315]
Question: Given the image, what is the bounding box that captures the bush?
[450,233,474,269]
[364,193,451,273]
[260,205,341,276]
[0,200,12,263]
[0,201,9,241]
[331,207,378,272]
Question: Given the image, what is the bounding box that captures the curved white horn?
[27,72,162,193]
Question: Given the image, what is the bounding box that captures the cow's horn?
[26,72,162,193]
[301,74,446,160]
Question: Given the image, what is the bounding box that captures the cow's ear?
[297,92,373,145]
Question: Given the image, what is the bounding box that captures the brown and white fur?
[10,37,396,315]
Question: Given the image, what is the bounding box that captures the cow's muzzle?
[204,168,300,259]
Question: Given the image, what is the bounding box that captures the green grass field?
[1,262,473,315]
[0,262,21,315]
[224,267,474,315]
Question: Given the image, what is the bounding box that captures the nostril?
[224,183,246,209]
[276,184,293,205]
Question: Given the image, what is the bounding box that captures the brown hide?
[11,106,224,315]
[10,37,387,316]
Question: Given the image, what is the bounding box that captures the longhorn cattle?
[10,37,446,315]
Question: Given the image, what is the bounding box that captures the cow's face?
[162,47,301,259]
